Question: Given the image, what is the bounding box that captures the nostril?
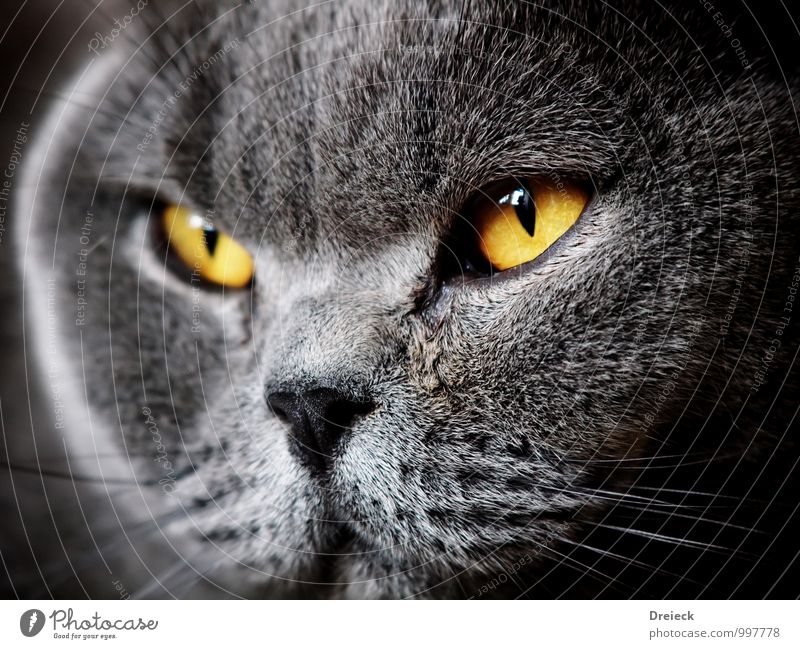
[270,404,288,423]
[325,397,375,431]
[265,393,294,426]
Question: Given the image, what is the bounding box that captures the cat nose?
[266,387,374,472]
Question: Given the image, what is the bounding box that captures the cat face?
[20,0,800,597]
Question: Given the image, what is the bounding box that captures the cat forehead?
[104,1,725,237]
[131,3,621,217]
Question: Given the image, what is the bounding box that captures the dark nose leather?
[266,387,373,472]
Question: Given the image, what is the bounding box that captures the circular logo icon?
[20,609,45,637]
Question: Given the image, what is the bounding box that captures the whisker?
[553,485,703,511]
[619,485,744,500]
[590,523,732,554]
[1,458,199,487]
[1,460,147,486]
[559,537,707,587]
[604,502,768,534]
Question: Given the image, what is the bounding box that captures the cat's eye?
[467,177,589,271]
[161,205,254,288]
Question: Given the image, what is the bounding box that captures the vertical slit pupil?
[202,227,219,257]
[511,183,536,237]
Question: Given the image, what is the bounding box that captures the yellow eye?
[162,205,254,288]
[472,178,589,271]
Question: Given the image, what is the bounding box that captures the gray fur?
[6,0,800,597]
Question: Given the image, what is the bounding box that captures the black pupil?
[503,184,535,237]
[202,226,219,257]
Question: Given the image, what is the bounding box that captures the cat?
[4,0,800,598]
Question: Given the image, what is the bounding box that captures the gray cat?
[4,0,800,598]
